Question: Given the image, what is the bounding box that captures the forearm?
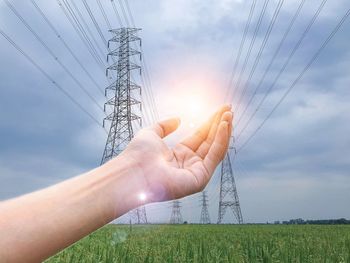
[0,155,144,262]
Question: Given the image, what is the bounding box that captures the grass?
[46,224,350,262]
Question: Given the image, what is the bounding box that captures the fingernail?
[222,121,229,128]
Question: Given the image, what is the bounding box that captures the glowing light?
[188,100,202,117]
[156,73,223,137]
[138,193,147,202]
[182,95,208,129]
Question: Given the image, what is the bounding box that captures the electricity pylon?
[170,200,183,224]
[217,147,243,224]
[101,27,147,224]
[199,191,211,224]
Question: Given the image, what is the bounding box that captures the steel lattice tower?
[217,149,243,224]
[199,191,211,224]
[169,200,183,224]
[101,27,147,224]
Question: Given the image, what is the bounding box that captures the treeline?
[274,218,350,225]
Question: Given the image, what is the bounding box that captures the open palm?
[122,105,233,202]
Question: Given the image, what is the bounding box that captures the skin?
[0,105,233,263]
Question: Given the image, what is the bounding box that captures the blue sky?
[0,0,349,224]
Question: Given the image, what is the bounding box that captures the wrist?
[95,154,149,220]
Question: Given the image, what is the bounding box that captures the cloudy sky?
[0,0,349,224]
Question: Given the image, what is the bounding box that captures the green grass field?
[46,224,350,262]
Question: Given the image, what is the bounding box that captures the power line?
[81,0,124,80]
[97,0,112,30]
[141,58,160,121]
[237,5,350,153]
[80,1,118,67]
[234,0,284,115]
[30,0,105,97]
[225,0,257,103]
[56,0,106,71]
[236,0,328,142]
[60,0,106,68]
[57,0,120,85]
[230,0,270,104]
[5,0,105,113]
[82,0,120,84]
[81,0,108,46]
[123,0,136,27]
[110,0,123,26]
[117,0,130,26]
[235,0,306,129]
[0,28,104,129]
[139,74,158,124]
[64,0,106,60]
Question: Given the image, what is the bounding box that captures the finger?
[150,118,181,138]
[180,104,231,151]
[228,112,233,138]
[203,120,230,175]
[206,110,233,145]
[196,111,233,158]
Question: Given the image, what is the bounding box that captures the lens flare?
[155,72,223,146]
[138,193,147,202]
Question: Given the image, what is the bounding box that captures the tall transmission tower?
[217,149,243,224]
[101,27,147,224]
[199,191,211,224]
[169,200,183,224]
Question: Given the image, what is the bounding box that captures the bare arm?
[0,105,232,262]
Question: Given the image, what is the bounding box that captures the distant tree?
[281,218,350,225]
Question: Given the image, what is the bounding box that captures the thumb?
[151,118,181,138]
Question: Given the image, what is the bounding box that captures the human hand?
[119,105,233,202]
[0,105,232,262]
[0,104,232,262]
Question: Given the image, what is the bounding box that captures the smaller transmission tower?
[199,191,211,224]
[217,149,243,224]
[170,200,183,224]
